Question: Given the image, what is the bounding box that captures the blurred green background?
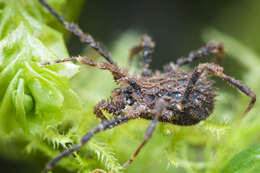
[0,0,260,173]
[68,0,260,68]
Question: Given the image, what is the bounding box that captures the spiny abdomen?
[140,70,216,125]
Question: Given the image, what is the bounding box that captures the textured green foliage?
[0,0,82,134]
[0,0,259,173]
[221,144,260,173]
[0,0,85,171]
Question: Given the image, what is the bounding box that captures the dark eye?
[169,92,182,100]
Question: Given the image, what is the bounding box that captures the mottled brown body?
[108,64,215,125]
[39,0,256,172]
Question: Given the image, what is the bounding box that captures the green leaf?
[0,69,23,133]
[220,144,260,173]
[0,0,83,134]
[13,78,28,132]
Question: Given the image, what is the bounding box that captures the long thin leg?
[44,117,129,173]
[39,0,115,65]
[41,56,125,80]
[182,63,256,115]
[128,35,155,76]
[122,99,167,169]
[122,116,159,169]
[176,41,224,66]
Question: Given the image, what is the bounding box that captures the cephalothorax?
[39,0,256,172]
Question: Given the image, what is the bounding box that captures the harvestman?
[38,0,256,172]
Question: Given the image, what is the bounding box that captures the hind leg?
[128,35,155,76]
[176,41,224,66]
[182,63,256,115]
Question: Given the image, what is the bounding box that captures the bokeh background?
[69,0,260,69]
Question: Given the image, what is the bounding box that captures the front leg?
[182,63,256,115]
[39,0,115,64]
[122,99,167,169]
[41,56,126,81]
[122,115,159,169]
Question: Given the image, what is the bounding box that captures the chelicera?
[39,0,256,172]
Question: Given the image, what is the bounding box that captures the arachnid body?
[39,0,256,172]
